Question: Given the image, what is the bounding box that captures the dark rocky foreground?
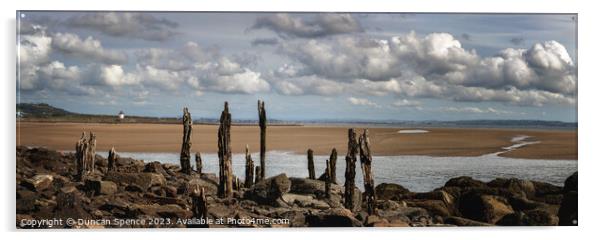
[16,146,577,228]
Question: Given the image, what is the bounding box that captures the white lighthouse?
[118,110,125,120]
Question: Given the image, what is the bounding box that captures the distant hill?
[15,103,301,125]
[16,103,576,129]
[16,103,178,124]
[17,103,76,118]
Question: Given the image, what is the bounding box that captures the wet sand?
[16,122,577,160]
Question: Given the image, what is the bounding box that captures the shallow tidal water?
[97,150,576,192]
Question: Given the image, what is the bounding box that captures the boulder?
[375,183,410,201]
[99,197,131,215]
[538,194,564,205]
[143,161,168,176]
[185,178,218,196]
[143,193,187,207]
[201,173,219,184]
[364,215,388,227]
[125,184,144,192]
[16,189,37,214]
[281,193,330,209]
[95,156,108,168]
[150,185,166,196]
[445,176,487,188]
[162,164,180,176]
[563,171,578,193]
[526,181,565,205]
[104,172,166,191]
[54,185,91,220]
[281,193,312,204]
[436,186,463,200]
[377,200,401,211]
[21,174,54,192]
[506,195,541,210]
[458,193,514,224]
[115,157,145,173]
[244,174,291,205]
[50,175,72,192]
[480,195,514,223]
[377,207,428,224]
[558,171,578,226]
[306,208,363,227]
[164,185,178,198]
[531,181,563,196]
[289,177,342,197]
[487,178,535,198]
[558,191,577,226]
[17,147,71,175]
[412,190,456,208]
[497,209,559,226]
[406,199,451,217]
[84,179,118,195]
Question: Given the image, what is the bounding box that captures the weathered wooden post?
[258,100,267,180]
[218,102,233,198]
[325,160,331,199]
[191,186,208,221]
[328,148,337,184]
[75,132,88,181]
[87,132,96,174]
[307,149,315,180]
[244,145,255,188]
[75,132,98,180]
[195,152,202,174]
[108,146,117,172]
[254,166,261,184]
[359,129,376,215]
[344,129,358,211]
[180,107,193,175]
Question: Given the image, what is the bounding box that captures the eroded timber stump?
[359,129,376,215]
[307,149,315,180]
[195,152,202,174]
[258,100,267,180]
[244,145,255,188]
[75,132,96,181]
[180,107,193,175]
[344,129,358,211]
[328,148,337,184]
[218,102,233,198]
[108,147,117,172]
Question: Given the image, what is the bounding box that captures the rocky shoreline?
[16,146,577,228]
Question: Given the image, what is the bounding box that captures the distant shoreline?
[16,118,303,127]
[17,118,576,131]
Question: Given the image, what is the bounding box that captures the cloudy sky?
[17,12,577,122]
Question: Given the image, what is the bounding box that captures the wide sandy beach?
[16,122,577,160]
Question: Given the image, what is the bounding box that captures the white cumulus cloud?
[67,12,179,41]
[251,13,363,38]
[348,97,380,107]
[276,31,576,107]
[52,32,128,64]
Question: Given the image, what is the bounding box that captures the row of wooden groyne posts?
[72,100,378,220]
